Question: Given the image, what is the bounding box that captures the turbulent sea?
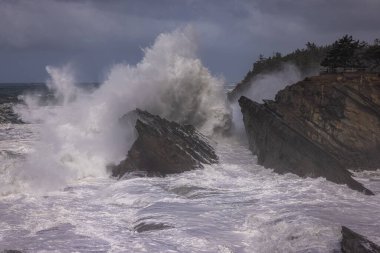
[1,28,380,252]
[0,88,379,252]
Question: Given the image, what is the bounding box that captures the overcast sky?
[1,0,380,83]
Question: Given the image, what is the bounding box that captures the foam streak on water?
[0,124,379,253]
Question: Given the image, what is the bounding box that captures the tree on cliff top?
[227,41,329,101]
[243,44,327,82]
[364,39,380,70]
[321,35,366,69]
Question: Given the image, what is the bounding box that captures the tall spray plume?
[11,26,231,193]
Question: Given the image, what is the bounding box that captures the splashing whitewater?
[10,26,231,193]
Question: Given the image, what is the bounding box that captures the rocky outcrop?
[341,226,380,253]
[111,109,218,178]
[0,103,23,124]
[239,73,380,194]
[0,90,22,124]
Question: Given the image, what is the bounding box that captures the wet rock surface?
[341,226,380,253]
[111,109,218,178]
[239,73,380,194]
[0,91,22,124]
[0,103,23,124]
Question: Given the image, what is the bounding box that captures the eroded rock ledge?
[341,226,380,253]
[111,109,218,178]
[239,73,380,195]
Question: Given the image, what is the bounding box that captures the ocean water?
[1,27,379,252]
[0,123,379,253]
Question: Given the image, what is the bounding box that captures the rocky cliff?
[239,73,380,194]
[111,109,218,178]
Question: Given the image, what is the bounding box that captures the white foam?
[0,139,379,252]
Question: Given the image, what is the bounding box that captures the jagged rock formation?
[239,73,380,194]
[111,109,218,178]
[341,226,380,253]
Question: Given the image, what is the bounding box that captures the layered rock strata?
[239,73,380,194]
[111,109,218,178]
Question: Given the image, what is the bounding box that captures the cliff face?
[239,73,380,194]
[271,73,380,170]
[111,109,218,178]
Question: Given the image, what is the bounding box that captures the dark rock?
[341,226,380,253]
[169,185,207,196]
[238,73,380,194]
[134,222,174,233]
[1,250,23,253]
[0,86,28,124]
[239,96,372,195]
[111,109,218,178]
[270,74,380,171]
[0,103,23,124]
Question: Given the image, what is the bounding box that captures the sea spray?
[229,64,302,138]
[10,26,231,193]
[245,64,302,102]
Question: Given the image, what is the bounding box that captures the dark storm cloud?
[0,0,181,50]
[251,0,380,33]
[0,0,379,82]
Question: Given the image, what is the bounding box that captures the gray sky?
[1,0,379,83]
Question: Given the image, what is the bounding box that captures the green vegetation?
[229,35,380,101]
[321,35,365,69]
[365,39,380,70]
[241,35,380,85]
[238,42,329,88]
[321,35,380,71]
[228,42,329,100]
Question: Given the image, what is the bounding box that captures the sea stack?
[111,109,218,178]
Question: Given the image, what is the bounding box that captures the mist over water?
[8,27,231,194]
[230,64,303,138]
[245,64,302,102]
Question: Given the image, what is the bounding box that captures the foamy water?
[0,123,379,253]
